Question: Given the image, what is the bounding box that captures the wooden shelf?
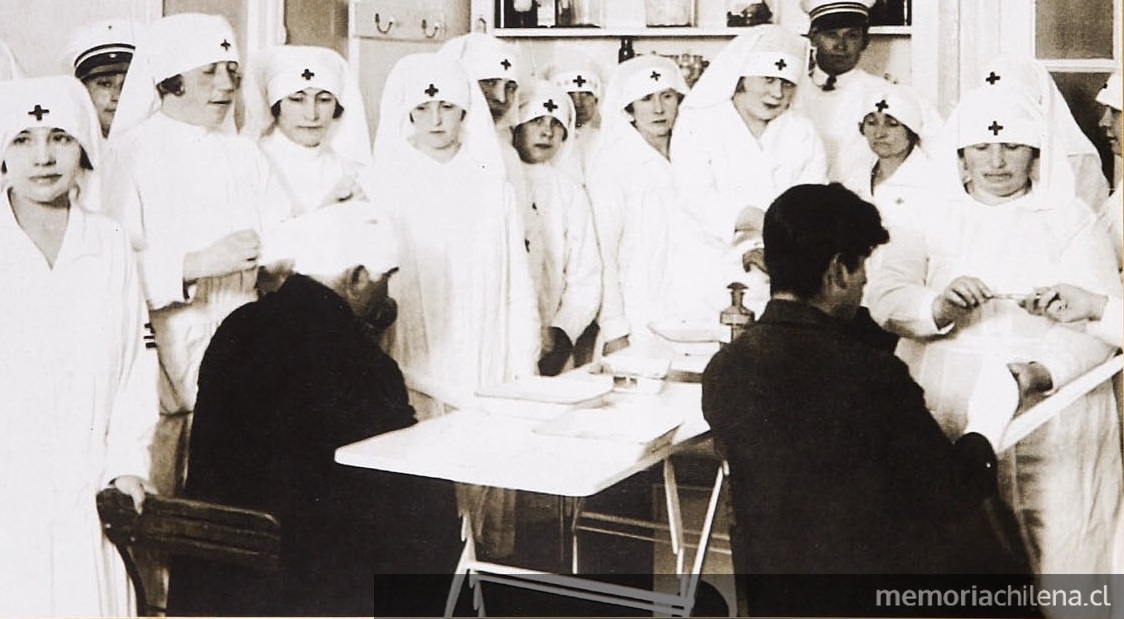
[491,24,911,38]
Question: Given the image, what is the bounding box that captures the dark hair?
[156,74,185,97]
[809,19,871,49]
[764,183,889,299]
[270,99,345,120]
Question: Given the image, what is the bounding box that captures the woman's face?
[860,112,913,160]
[82,72,127,137]
[628,88,681,141]
[568,91,598,128]
[478,78,518,122]
[169,61,241,129]
[409,100,465,155]
[276,88,338,148]
[1099,105,1122,157]
[961,142,1036,201]
[513,115,566,164]
[4,127,83,203]
[732,76,795,124]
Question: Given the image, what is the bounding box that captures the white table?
[335,376,726,617]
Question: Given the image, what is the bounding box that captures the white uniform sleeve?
[1086,296,1123,348]
[551,184,602,344]
[867,223,949,338]
[102,140,192,309]
[503,183,542,380]
[101,231,159,488]
[1035,215,1121,386]
[587,168,630,343]
[796,123,830,186]
[670,116,745,244]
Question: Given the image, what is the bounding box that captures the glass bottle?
[618,37,636,63]
[719,282,755,342]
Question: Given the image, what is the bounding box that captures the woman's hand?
[112,475,153,514]
[1006,361,1054,410]
[932,276,993,329]
[734,205,765,235]
[742,247,767,273]
[1019,284,1108,324]
[183,229,260,282]
[323,175,367,206]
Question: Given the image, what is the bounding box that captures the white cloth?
[1085,295,1123,348]
[1097,72,1122,111]
[841,146,940,307]
[671,103,827,315]
[64,19,138,76]
[521,163,602,344]
[371,52,539,417]
[1097,180,1123,265]
[0,201,157,616]
[259,130,362,215]
[259,200,399,278]
[104,112,292,414]
[515,80,602,343]
[841,147,939,237]
[975,55,1109,209]
[867,187,1123,575]
[796,66,943,182]
[0,37,23,81]
[585,55,698,345]
[587,125,698,345]
[242,45,371,176]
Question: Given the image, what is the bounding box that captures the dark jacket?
[167,275,459,616]
[702,299,1018,576]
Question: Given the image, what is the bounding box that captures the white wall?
[0,0,159,77]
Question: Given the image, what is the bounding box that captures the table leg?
[445,516,480,617]
[663,458,687,578]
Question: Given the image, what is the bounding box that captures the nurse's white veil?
[514,79,579,171]
[370,52,503,175]
[241,45,371,168]
[110,13,240,139]
[680,24,808,113]
[935,84,1076,209]
[0,75,104,212]
[974,55,1102,166]
[589,54,688,171]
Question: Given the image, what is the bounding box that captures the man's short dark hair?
[764,183,889,298]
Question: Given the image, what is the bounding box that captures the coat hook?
[421,18,442,38]
[374,13,394,34]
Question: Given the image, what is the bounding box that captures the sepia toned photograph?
[0,0,1120,616]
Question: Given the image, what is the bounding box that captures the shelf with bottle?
[485,0,911,38]
[490,24,911,38]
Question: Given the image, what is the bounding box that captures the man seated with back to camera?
[703,184,1033,616]
[167,202,460,617]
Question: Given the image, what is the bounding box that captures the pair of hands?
[184,229,261,283]
[933,277,1109,329]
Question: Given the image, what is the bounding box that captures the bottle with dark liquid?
[502,0,538,28]
[618,37,635,63]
